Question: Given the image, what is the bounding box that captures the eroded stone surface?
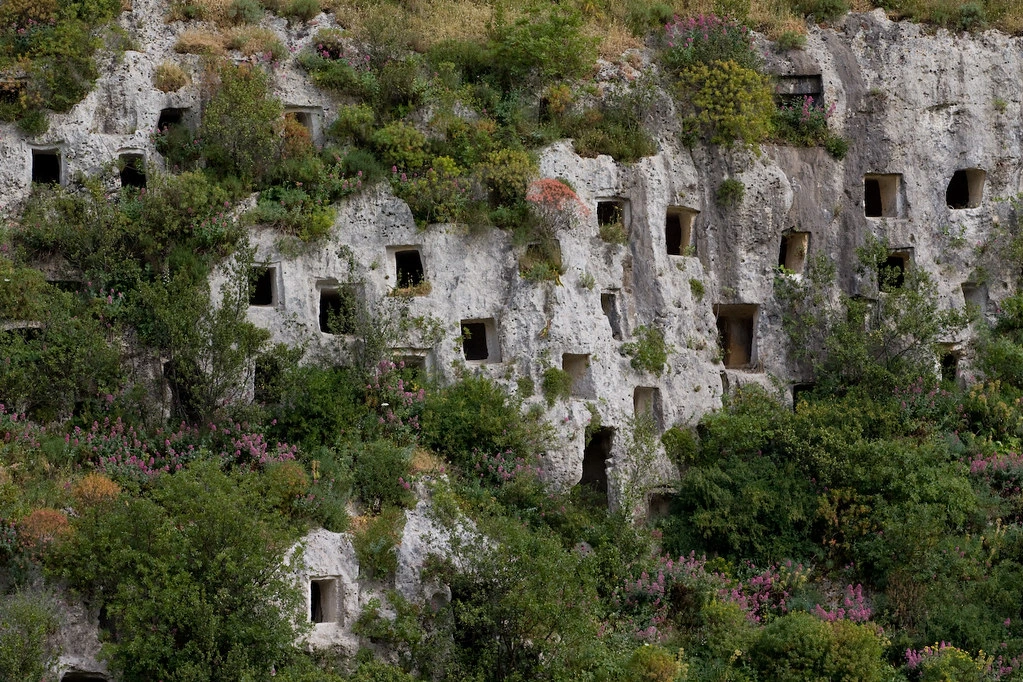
[22,8,1023,653]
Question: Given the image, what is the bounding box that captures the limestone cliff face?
[23,7,1023,666]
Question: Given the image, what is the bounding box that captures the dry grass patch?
[174,29,227,55]
[168,0,234,22]
[593,19,643,59]
[154,61,191,91]
[410,447,445,474]
[226,26,287,59]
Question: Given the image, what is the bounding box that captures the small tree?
[200,63,283,184]
[777,237,968,394]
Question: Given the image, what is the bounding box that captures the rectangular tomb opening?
[715,304,758,369]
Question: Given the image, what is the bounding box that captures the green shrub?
[679,60,774,149]
[491,5,597,87]
[626,645,687,681]
[690,278,705,300]
[791,0,850,22]
[200,63,283,183]
[662,14,761,72]
[567,81,660,163]
[750,613,832,681]
[661,426,698,468]
[227,0,262,23]
[392,156,477,227]
[352,506,405,580]
[542,367,572,406]
[825,134,850,160]
[352,439,415,509]
[621,326,670,376]
[283,0,320,22]
[626,2,675,36]
[0,590,60,682]
[298,29,378,97]
[375,57,426,113]
[599,222,629,245]
[773,95,833,147]
[329,103,376,145]
[370,121,428,171]
[477,148,536,206]
[51,461,305,681]
[716,178,745,206]
[421,375,544,471]
[775,30,807,51]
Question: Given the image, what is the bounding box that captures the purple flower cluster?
[69,417,296,484]
[471,448,542,487]
[812,583,872,622]
[367,359,426,444]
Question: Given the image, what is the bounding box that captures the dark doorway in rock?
[601,292,623,340]
[647,491,672,522]
[940,351,959,384]
[310,578,338,623]
[665,208,697,256]
[461,321,488,361]
[319,284,356,334]
[157,107,186,131]
[395,249,424,289]
[715,304,758,369]
[863,174,901,218]
[581,427,613,499]
[250,267,276,307]
[61,672,109,682]
[879,252,910,290]
[778,232,810,274]
[119,153,145,188]
[31,149,61,185]
[946,168,985,209]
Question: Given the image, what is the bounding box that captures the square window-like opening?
[962,282,988,315]
[775,74,823,108]
[287,110,314,131]
[879,251,911,290]
[310,578,339,623]
[394,249,425,289]
[157,107,187,132]
[939,347,960,384]
[318,282,357,334]
[597,199,629,242]
[665,207,697,256]
[946,168,986,209]
[520,240,563,277]
[31,149,61,185]
[715,304,758,369]
[864,174,902,218]
[601,292,623,340]
[461,318,499,362]
[633,386,664,431]
[563,353,595,399]
[792,383,815,409]
[647,491,672,522]
[580,426,613,501]
[0,79,24,105]
[778,232,810,274]
[250,267,276,307]
[119,153,145,188]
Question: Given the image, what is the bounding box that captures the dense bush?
[200,63,284,184]
[678,60,775,148]
[50,461,305,681]
[421,374,545,471]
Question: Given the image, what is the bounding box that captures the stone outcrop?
[15,6,1023,662]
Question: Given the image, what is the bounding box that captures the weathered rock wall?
[21,8,1023,668]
